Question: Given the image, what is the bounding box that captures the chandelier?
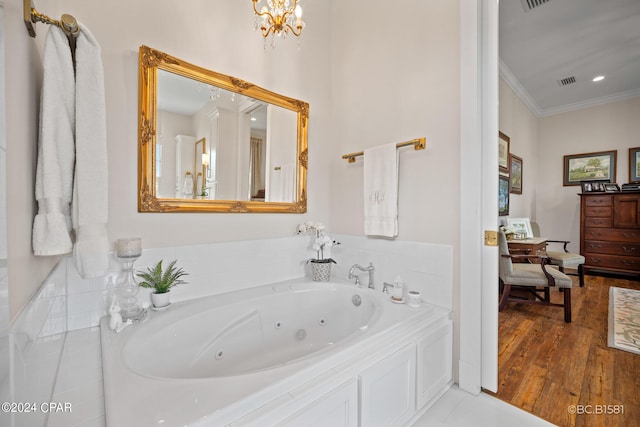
[252,0,304,45]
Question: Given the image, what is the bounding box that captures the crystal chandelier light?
[252,0,304,47]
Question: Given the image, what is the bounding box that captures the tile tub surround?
[16,234,454,341]
[332,235,453,311]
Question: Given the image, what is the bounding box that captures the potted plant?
[137,260,188,308]
[297,221,340,282]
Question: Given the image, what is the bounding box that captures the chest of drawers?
[580,192,640,276]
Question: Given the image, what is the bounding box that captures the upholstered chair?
[531,222,585,287]
[498,230,573,323]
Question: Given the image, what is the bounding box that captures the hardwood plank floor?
[487,273,640,427]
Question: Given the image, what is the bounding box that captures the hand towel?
[32,26,75,256]
[269,163,295,202]
[280,163,296,203]
[363,143,399,237]
[71,23,109,278]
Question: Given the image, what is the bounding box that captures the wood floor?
[488,273,640,427]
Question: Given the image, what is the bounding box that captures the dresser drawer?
[584,206,612,217]
[584,196,612,207]
[583,217,612,228]
[584,228,640,243]
[585,254,640,272]
[584,241,640,256]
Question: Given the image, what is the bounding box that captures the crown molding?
[499,59,543,117]
[537,88,640,117]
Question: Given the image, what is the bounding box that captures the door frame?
[459,0,499,394]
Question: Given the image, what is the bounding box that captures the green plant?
[136,260,188,294]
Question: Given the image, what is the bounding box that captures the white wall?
[499,78,539,219]
[330,1,461,246]
[329,0,461,377]
[536,96,640,252]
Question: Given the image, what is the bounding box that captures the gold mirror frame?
[138,45,308,213]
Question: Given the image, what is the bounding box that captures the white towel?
[281,163,296,203]
[269,163,296,202]
[32,26,75,256]
[71,23,109,278]
[363,143,399,237]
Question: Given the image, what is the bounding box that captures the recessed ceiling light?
[251,117,257,121]
[592,75,605,82]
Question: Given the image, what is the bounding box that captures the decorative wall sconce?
[202,153,211,179]
[252,0,304,47]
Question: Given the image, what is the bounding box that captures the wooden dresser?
[580,192,640,276]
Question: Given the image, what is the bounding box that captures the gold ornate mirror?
[138,45,308,213]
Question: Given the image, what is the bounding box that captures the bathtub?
[101,279,449,426]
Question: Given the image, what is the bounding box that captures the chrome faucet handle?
[382,282,394,294]
[367,262,375,289]
[348,264,362,287]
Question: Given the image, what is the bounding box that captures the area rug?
[608,287,640,355]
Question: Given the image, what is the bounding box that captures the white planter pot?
[150,291,171,308]
[310,260,332,282]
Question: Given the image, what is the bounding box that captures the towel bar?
[23,0,79,39]
[341,137,426,163]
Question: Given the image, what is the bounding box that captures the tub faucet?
[348,263,375,289]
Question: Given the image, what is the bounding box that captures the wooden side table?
[507,238,548,261]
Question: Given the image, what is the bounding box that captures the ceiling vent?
[558,76,576,86]
[521,0,552,12]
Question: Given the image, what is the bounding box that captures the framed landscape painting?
[630,147,640,183]
[563,150,617,186]
[510,154,522,194]
[499,132,510,173]
[499,175,510,216]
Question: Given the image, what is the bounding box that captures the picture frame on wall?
[510,154,523,194]
[499,131,510,173]
[499,175,510,216]
[563,150,617,186]
[630,147,640,183]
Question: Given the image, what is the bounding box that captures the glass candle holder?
[115,238,144,321]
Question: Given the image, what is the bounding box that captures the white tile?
[67,312,94,331]
[52,377,104,408]
[66,268,118,296]
[138,246,178,269]
[46,395,104,427]
[412,386,555,427]
[76,416,106,427]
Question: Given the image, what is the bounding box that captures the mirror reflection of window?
[250,137,265,200]
[155,144,162,194]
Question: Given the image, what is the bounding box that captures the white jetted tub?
[101,279,450,426]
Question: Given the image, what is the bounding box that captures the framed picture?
[510,154,523,194]
[604,183,621,193]
[581,180,610,193]
[563,150,617,186]
[499,132,510,173]
[498,175,510,216]
[630,147,640,183]
[507,217,533,239]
